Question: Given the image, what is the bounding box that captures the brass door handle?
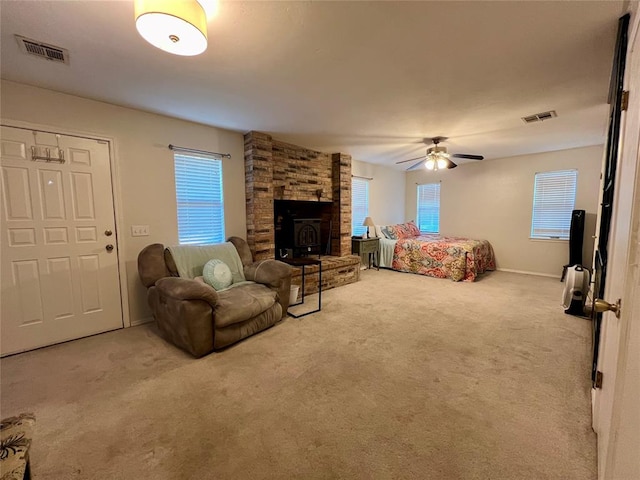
[106,244,114,252]
[105,229,113,236]
[594,298,621,319]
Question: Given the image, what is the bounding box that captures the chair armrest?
[155,277,219,308]
[244,260,292,289]
[245,260,292,320]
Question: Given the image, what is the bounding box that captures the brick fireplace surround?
[244,131,361,297]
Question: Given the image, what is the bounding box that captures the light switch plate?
[131,225,150,237]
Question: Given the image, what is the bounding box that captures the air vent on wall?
[15,35,70,65]
[522,110,557,124]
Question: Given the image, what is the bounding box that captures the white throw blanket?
[166,242,246,284]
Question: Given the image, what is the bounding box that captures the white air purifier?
[562,265,590,316]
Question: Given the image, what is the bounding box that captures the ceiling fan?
[396,137,484,171]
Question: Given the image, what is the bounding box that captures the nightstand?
[352,237,380,270]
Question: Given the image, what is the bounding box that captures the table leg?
[318,262,322,312]
[287,263,321,318]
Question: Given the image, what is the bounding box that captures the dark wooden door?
[591,13,630,386]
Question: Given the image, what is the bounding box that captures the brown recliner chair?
[137,236,292,357]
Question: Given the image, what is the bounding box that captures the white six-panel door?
[1,126,123,356]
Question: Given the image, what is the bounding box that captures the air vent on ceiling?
[522,110,557,124]
[15,35,70,65]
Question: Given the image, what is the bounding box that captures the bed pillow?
[203,259,233,290]
[406,221,420,237]
[382,224,415,240]
[381,225,399,240]
[396,224,413,239]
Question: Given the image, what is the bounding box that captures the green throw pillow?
[203,259,233,290]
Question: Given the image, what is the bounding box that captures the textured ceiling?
[0,1,626,168]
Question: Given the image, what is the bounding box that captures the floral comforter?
[391,235,495,282]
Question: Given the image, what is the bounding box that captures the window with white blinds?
[531,169,577,239]
[352,178,369,236]
[416,183,440,233]
[174,153,225,245]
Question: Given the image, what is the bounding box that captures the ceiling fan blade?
[447,160,458,169]
[396,156,425,164]
[406,159,426,171]
[451,154,484,160]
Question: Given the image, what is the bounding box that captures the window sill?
[529,237,569,243]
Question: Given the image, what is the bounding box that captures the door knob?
[106,244,114,252]
[105,229,113,236]
[594,298,621,319]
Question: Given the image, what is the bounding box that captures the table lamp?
[363,217,375,238]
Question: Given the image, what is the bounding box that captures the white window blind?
[531,169,577,239]
[352,178,369,236]
[416,183,440,233]
[174,153,225,245]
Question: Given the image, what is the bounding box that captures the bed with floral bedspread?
[377,223,496,282]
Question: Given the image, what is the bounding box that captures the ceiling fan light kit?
[396,137,484,171]
[135,0,208,56]
[424,157,449,171]
[425,146,451,170]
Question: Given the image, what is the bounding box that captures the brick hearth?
[290,255,361,302]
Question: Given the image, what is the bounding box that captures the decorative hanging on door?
[30,131,65,163]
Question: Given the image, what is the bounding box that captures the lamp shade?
[135,0,208,56]
[363,217,375,227]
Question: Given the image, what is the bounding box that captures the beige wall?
[352,160,405,226]
[1,80,246,325]
[405,145,603,276]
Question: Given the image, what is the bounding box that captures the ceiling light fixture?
[135,0,208,56]
[396,137,484,171]
[425,147,450,171]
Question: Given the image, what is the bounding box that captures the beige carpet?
[0,270,595,480]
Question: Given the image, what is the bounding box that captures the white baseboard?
[130,316,154,327]
[496,268,559,279]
